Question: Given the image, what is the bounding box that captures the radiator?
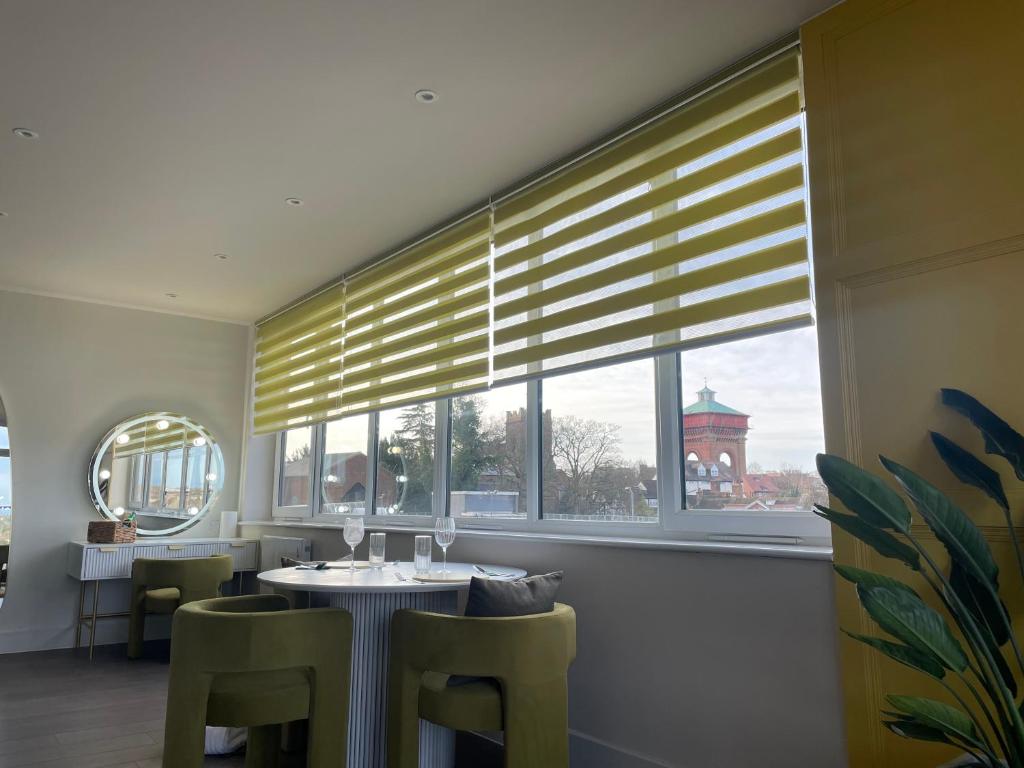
[259,535,312,571]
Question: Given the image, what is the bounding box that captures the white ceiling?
[0,0,834,324]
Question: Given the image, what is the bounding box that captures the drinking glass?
[434,517,456,575]
[368,532,386,568]
[343,517,365,574]
[414,535,432,576]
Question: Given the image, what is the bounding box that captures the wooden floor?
[0,642,501,768]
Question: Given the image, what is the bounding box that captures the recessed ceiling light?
[215,253,229,261]
[12,127,39,139]
[165,292,178,298]
[0,212,7,217]
[414,89,438,103]
[285,197,304,206]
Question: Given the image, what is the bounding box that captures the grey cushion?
[464,571,563,618]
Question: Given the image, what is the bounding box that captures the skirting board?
[471,730,679,768]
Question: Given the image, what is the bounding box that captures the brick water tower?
[682,384,749,494]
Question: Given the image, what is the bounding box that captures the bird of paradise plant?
[816,389,1024,767]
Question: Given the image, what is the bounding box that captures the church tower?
[682,384,749,494]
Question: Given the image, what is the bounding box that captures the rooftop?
[682,385,748,417]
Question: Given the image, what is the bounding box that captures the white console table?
[67,537,259,658]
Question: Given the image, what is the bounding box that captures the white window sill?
[238,518,833,562]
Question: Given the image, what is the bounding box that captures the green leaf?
[949,563,1017,697]
[942,388,1024,481]
[814,507,920,569]
[834,565,919,597]
[817,454,912,532]
[858,585,968,672]
[931,431,1010,510]
[883,718,952,745]
[881,456,999,586]
[844,631,946,678]
[886,695,981,748]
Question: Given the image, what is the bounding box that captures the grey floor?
[0,641,500,768]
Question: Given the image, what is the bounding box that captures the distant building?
[682,385,749,495]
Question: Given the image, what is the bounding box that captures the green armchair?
[387,603,576,768]
[128,554,234,659]
[163,594,353,768]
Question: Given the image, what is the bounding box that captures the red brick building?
[682,385,749,496]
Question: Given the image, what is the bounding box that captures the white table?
[258,561,526,768]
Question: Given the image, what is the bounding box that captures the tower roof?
[683,384,748,416]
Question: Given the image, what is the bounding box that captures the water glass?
[343,517,365,574]
[414,535,432,576]
[368,532,386,568]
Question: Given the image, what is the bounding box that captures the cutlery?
[473,565,514,578]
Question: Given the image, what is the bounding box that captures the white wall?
[0,291,250,652]
[242,521,847,768]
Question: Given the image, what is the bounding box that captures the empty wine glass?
[343,517,365,575]
[434,517,456,575]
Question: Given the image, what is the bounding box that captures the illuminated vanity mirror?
[89,412,224,536]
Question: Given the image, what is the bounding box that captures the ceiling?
[0,0,834,324]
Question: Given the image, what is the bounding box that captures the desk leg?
[88,581,100,661]
[74,581,86,649]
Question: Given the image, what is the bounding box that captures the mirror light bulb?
[115,434,130,445]
[192,437,206,447]
[389,446,402,455]
[324,474,338,483]
[155,419,170,430]
[98,469,111,480]
[396,474,408,483]
[113,507,125,517]
[188,506,199,516]
[339,504,350,513]
[205,472,217,482]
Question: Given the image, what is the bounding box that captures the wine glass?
[434,517,456,575]
[343,517,365,575]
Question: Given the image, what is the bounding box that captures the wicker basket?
[87,519,138,544]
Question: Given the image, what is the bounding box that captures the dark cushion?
[464,571,563,618]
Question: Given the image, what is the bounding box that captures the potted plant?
[817,388,1024,767]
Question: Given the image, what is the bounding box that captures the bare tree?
[550,415,622,516]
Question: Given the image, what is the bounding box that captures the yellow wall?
[801,0,1024,764]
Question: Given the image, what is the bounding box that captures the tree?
[550,415,622,517]
[450,396,490,490]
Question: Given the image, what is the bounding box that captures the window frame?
[270,347,830,547]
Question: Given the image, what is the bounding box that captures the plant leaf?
[883,718,952,745]
[931,431,1010,510]
[886,695,981,749]
[858,585,968,672]
[814,507,920,569]
[881,456,999,589]
[942,388,1024,481]
[844,631,946,678]
[817,454,912,531]
[949,563,1017,698]
[834,565,920,597]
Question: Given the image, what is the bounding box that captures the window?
[147,451,165,508]
[541,359,657,523]
[377,404,436,516]
[279,427,313,508]
[449,385,528,521]
[322,415,371,515]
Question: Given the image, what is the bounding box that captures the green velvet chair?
[387,603,577,768]
[163,594,353,768]
[128,554,234,659]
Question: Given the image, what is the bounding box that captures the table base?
[322,589,458,768]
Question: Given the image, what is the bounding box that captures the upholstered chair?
[163,594,353,768]
[387,603,576,768]
[127,554,234,659]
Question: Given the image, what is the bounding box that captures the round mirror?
[89,412,224,536]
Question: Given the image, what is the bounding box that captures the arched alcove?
[718,451,733,467]
[685,451,700,462]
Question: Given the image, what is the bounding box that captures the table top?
[257,561,526,594]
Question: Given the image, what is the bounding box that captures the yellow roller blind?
[113,422,204,458]
[491,48,812,382]
[253,285,345,434]
[339,211,491,416]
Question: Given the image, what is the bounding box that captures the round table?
[257,561,526,768]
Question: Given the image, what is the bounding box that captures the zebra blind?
[490,48,811,383]
[252,285,345,435]
[338,211,491,416]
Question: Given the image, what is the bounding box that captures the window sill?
[238,519,833,562]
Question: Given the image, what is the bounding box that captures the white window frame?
[270,348,831,548]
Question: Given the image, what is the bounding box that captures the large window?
[377,405,435,516]
[541,360,657,523]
